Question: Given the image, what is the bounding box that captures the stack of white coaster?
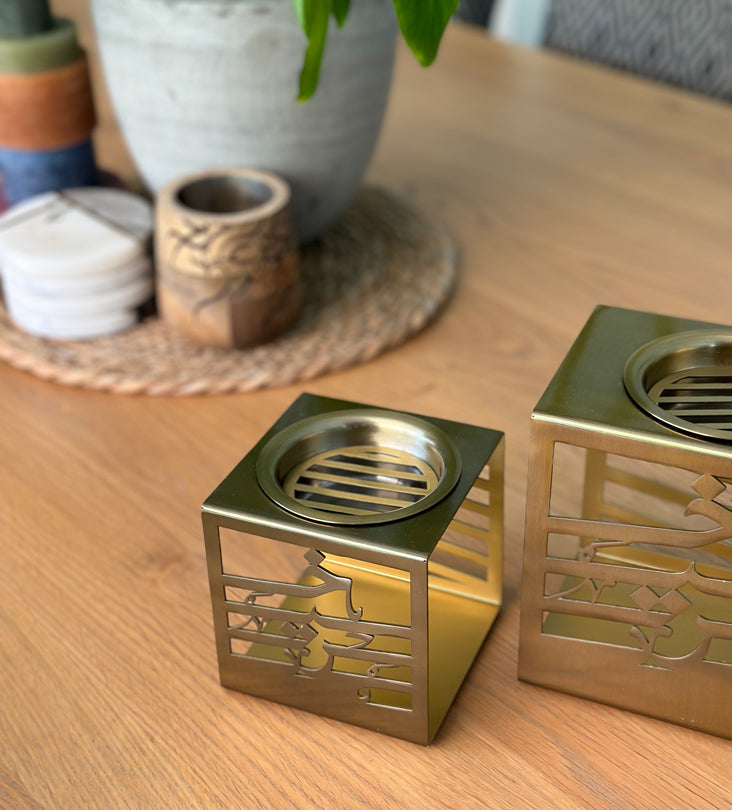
[0,187,153,339]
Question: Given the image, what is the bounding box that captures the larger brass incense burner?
[519,306,732,738]
[203,394,504,744]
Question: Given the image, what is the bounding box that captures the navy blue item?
[0,138,97,204]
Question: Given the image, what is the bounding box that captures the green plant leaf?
[332,0,350,27]
[392,0,460,66]
[297,0,332,101]
[293,0,312,34]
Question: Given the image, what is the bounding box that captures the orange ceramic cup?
[0,53,95,150]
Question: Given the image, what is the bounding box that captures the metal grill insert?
[648,370,732,434]
[256,409,461,525]
[282,446,439,517]
[624,330,732,442]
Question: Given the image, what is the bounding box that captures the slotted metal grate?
[624,330,732,443]
[282,445,439,517]
[256,407,462,525]
[649,369,732,435]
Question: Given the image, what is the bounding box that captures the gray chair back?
[544,0,732,101]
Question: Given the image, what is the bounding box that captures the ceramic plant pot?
[91,0,397,242]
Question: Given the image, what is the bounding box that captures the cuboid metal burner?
[519,306,732,738]
[202,394,504,744]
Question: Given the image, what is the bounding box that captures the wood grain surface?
[2,3,731,807]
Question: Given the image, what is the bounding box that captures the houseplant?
[91,0,458,242]
[294,0,459,100]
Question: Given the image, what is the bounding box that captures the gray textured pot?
[91,0,397,242]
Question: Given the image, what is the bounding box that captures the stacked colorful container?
[0,0,97,206]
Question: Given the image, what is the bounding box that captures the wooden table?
[3,5,732,808]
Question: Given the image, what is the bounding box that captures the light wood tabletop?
[3,4,732,808]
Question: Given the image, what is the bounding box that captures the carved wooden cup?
[155,168,300,349]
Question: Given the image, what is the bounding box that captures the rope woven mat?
[0,186,457,395]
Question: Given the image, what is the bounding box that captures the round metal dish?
[256,409,462,525]
[624,330,732,442]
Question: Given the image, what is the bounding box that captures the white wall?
[491,0,552,46]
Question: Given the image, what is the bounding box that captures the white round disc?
[3,255,152,297]
[6,299,138,340]
[0,187,152,277]
[4,273,154,317]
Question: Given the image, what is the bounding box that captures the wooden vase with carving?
[155,168,301,350]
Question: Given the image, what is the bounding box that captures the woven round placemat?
[0,186,457,395]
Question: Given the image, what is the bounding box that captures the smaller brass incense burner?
[203,394,504,744]
[519,306,732,738]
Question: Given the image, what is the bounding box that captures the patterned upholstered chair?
[489,0,732,102]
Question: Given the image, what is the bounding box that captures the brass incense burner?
[519,306,732,738]
[203,394,504,744]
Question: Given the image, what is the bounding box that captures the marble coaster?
[62,187,152,243]
[4,273,153,317]
[0,187,153,339]
[6,299,138,340]
[0,187,152,276]
[4,254,151,297]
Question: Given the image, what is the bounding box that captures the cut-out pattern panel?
[542,445,732,670]
[429,469,501,604]
[220,535,415,712]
